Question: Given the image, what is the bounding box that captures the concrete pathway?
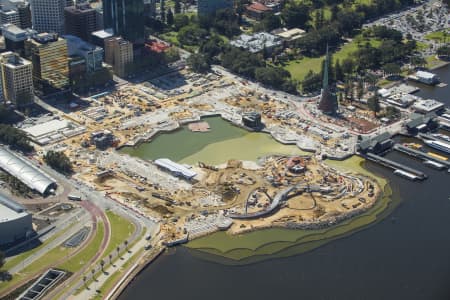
[72,237,148,300]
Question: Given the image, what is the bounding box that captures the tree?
[174,0,181,13]
[382,63,401,77]
[91,268,96,281]
[116,246,120,257]
[410,55,426,67]
[0,124,33,152]
[385,106,400,119]
[341,58,355,76]
[164,48,180,63]
[357,79,364,100]
[43,151,73,175]
[0,250,4,270]
[187,53,210,73]
[83,276,88,289]
[301,70,322,93]
[166,9,174,25]
[109,253,113,265]
[281,1,310,29]
[334,59,344,82]
[100,259,105,273]
[173,14,189,30]
[367,94,381,117]
[124,240,129,251]
[437,45,450,58]
[177,25,208,46]
[256,14,281,32]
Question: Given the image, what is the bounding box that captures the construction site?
[23,67,386,243]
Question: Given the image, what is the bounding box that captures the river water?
[119,66,450,300]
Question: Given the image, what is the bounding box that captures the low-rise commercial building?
[245,2,272,20]
[0,146,57,195]
[0,194,33,246]
[230,32,282,54]
[412,99,445,114]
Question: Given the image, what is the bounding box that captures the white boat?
[393,169,419,181]
[423,160,445,170]
[424,140,450,155]
[431,133,450,143]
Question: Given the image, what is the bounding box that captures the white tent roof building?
[0,147,57,195]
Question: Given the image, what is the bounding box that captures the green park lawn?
[285,37,381,82]
[101,211,135,260]
[425,30,450,43]
[58,222,105,273]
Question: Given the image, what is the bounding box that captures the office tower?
[64,34,103,73]
[30,0,66,34]
[0,9,20,26]
[25,33,69,95]
[104,36,133,77]
[64,2,97,42]
[2,24,36,54]
[103,0,145,44]
[16,2,31,29]
[0,52,34,107]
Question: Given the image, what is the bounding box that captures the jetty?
[393,144,450,169]
[365,153,427,180]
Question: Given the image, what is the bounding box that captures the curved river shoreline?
[119,66,450,299]
[185,157,397,264]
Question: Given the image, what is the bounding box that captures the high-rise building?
[1,1,32,29]
[103,0,145,44]
[30,0,66,34]
[64,2,97,42]
[318,45,338,115]
[2,24,36,54]
[25,33,69,95]
[0,51,34,107]
[0,9,20,26]
[15,1,31,29]
[104,36,133,77]
[197,0,233,16]
[64,34,103,73]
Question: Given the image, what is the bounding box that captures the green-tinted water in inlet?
[119,116,307,165]
[186,156,398,264]
[119,117,395,263]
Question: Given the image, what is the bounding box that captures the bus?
[68,194,82,201]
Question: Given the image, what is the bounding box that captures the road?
[7,209,90,274]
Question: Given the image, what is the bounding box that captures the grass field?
[285,37,381,82]
[425,30,450,43]
[101,211,135,260]
[0,246,72,293]
[58,222,105,273]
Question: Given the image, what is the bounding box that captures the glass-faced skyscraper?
[103,0,145,44]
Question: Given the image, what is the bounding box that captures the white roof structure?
[0,194,28,223]
[415,70,437,80]
[412,99,445,113]
[23,119,70,139]
[0,147,57,194]
[230,32,282,53]
[154,158,197,180]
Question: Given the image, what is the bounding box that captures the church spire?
[323,44,329,90]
